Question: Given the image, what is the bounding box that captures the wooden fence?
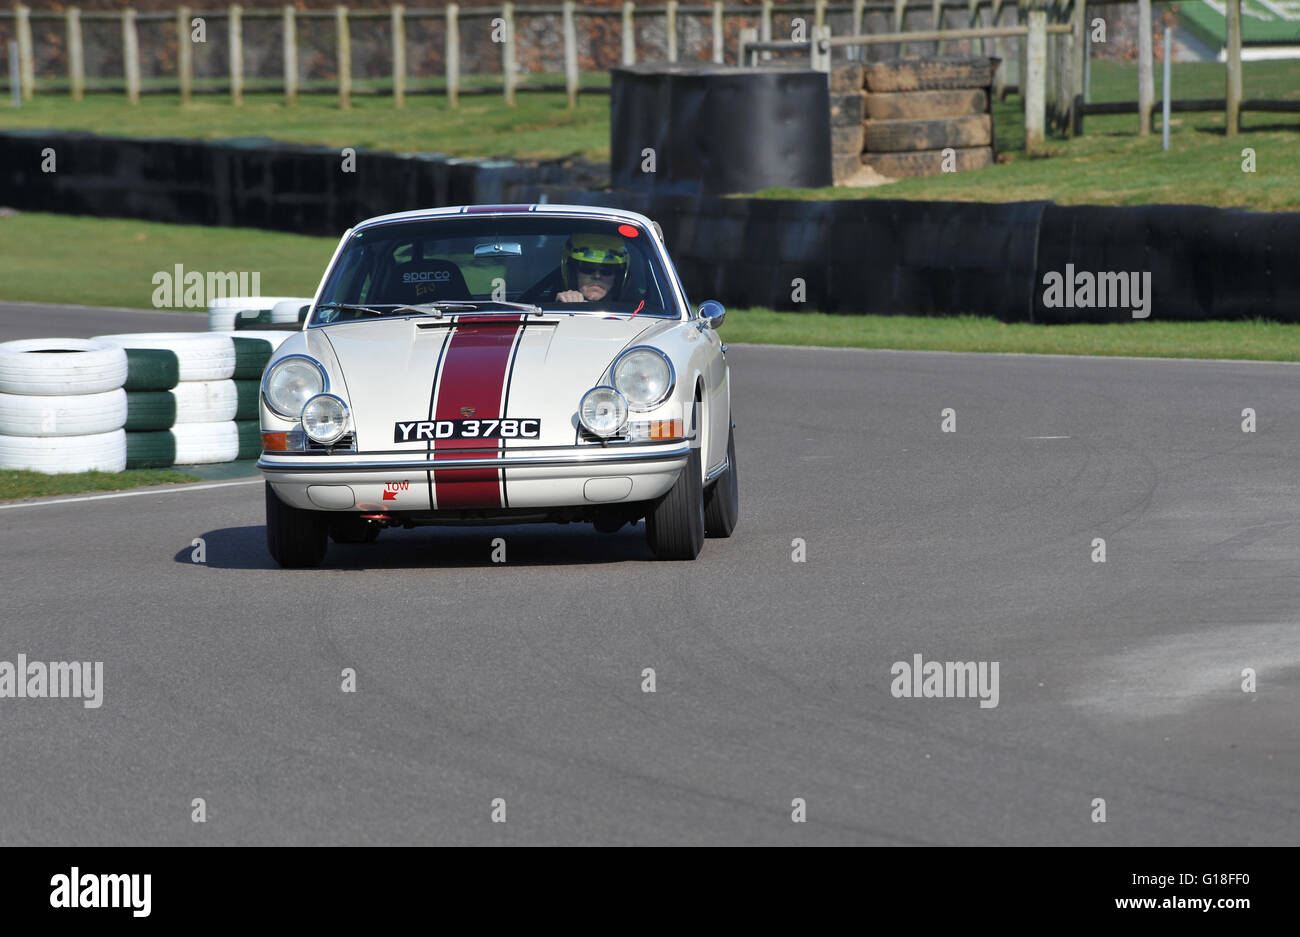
[2,0,1292,141]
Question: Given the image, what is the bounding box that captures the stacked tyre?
[0,338,129,473]
[94,332,285,468]
[208,297,312,331]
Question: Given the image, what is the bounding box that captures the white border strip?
[0,478,262,510]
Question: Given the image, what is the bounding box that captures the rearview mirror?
[698,300,726,329]
[474,242,522,257]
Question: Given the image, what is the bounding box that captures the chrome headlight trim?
[611,345,675,412]
[300,393,351,445]
[262,354,330,420]
[579,385,630,438]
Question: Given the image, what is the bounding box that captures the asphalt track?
[1,303,1298,845]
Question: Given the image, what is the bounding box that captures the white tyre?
[271,299,311,324]
[171,380,238,423]
[209,297,310,331]
[0,338,128,396]
[171,421,239,464]
[0,429,127,474]
[94,333,236,382]
[0,388,127,437]
[212,329,291,349]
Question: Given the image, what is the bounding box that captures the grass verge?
[723,308,1300,361]
[0,89,610,160]
[0,212,336,309]
[0,468,201,503]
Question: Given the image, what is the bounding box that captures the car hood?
[305,313,672,450]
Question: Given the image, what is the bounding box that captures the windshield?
[313,216,680,324]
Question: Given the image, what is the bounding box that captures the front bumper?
[259,442,690,512]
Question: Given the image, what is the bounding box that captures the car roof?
[352,204,656,232]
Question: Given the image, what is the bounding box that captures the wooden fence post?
[1025,7,1046,150]
[177,6,192,104]
[739,26,757,67]
[712,0,723,63]
[446,3,459,108]
[666,0,677,63]
[67,7,84,101]
[282,5,296,106]
[502,0,516,107]
[563,0,578,107]
[1137,0,1153,135]
[1226,0,1242,135]
[335,5,349,109]
[1069,0,1085,133]
[229,5,243,106]
[991,0,1006,101]
[15,4,33,100]
[123,8,140,105]
[622,1,635,65]
[392,5,405,108]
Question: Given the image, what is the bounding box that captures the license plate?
[394,418,541,443]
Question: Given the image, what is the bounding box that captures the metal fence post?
[712,0,723,64]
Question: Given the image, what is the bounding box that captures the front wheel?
[645,446,706,560]
[265,482,328,568]
[703,423,739,538]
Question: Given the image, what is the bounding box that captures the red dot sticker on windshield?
[617,224,639,238]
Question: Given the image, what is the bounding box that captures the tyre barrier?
[0,338,132,473]
[4,332,278,474]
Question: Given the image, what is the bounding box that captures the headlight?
[263,355,328,419]
[301,394,349,444]
[612,347,674,410]
[579,386,629,438]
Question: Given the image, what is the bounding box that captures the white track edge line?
[0,477,262,510]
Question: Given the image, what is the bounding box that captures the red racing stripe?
[432,315,526,509]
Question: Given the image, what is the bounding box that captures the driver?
[556,233,630,303]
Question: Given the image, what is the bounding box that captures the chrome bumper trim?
[258,445,692,474]
[703,457,730,484]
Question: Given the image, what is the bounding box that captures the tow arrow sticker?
[383,481,409,501]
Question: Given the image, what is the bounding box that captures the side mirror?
[698,300,726,329]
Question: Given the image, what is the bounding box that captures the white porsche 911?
[258,204,738,567]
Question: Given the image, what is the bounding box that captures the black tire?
[645,445,705,560]
[703,423,739,538]
[330,516,382,544]
[265,481,328,568]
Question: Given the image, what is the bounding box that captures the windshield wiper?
[395,300,545,319]
[316,300,544,320]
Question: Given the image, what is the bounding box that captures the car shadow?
[174,522,657,570]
